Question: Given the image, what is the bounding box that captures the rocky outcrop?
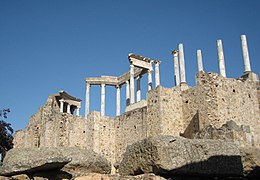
[0,147,111,177]
[119,135,243,177]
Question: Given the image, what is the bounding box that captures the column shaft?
[173,50,180,86]
[155,62,160,87]
[59,100,64,113]
[179,43,187,83]
[126,81,130,106]
[130,64,135,104]
[241,35,251,72]
[217,40,226,77]
[76,107,80,116]
[67,104,71,114]
[197,49,204,72]
[148,70,152,90]
[101,83,106,116]
[85,83,90,119]
[136,76,141,102]
[116,86,121,116]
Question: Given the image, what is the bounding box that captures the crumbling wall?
[147,86,184,137]
[114,107,147,163]
[86,112,115,162]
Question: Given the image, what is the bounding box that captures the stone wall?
[114,107,147,163]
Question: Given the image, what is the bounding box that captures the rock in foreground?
[119,136,243,177]
[0,147,111,177]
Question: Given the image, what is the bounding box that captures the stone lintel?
[129,57,153,71]
[86,77,118,86]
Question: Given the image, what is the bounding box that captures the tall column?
[76,107,80,116]
[59,99,64,113]
[67,104,71,114]
[101,83,106,116]
[85,83,90,119]
[217,39,226,77]
[125,80,130,106]
[155,61,160,87]
[179,43,187,84]
[136,76,141,102]
[241,35,251,72]
[172,50,180,86]
[147,70,152,90]
[197,49,204,72]
[116,85,121,116]
[130,64,135,104]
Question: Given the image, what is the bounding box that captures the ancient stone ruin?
[1,35,260,179]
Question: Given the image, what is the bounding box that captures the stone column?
[172,50,180,86]
[179,43,187,84]
[59,99,64,113]
[101,83,106,116]
[116,85,121,116]
[67,104,71,114]
[130,64,135,104]
[155,61,160,87]
[148,70,152,90]
[241,35,251,72]
[217,39,226,77]
[76,107,80,116]
[197,49,204,72]
[85,83,90,119]
[136,76,141,102]
[125,80,130,106]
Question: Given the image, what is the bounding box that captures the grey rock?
[0,148,71,176]
[0,147,111,177]
[119,135,243,177]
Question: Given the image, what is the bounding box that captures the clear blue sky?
[1,0,260,132]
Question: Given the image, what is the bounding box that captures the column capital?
[116,84,121,89]
[171,50,179,57]
[153,60,161,65]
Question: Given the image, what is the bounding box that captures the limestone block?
[119,136,242,177]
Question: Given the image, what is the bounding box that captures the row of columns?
[85,61,161,118]
[59,99,80,116]
[172,35,252,86]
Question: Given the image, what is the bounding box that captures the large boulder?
[0,148,71,176]
[0,147,111,177]
[119,135,243,177]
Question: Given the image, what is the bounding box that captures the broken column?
[217,39,226,77]
[101,83,106,116]
[154,61,160,87]
[116,85,121,116]
[172,50,180,86]
[179,43,187,84]
[130,64,135,104]
[148,70,152,90]
[197,49,204,72]
[241,35,251,72]
[85,83,90,119]
[67,104,71,114]
[76,107,80,116]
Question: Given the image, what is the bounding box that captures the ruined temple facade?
[13,35,260,172]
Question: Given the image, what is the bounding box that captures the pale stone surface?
[101,83,106,116]
[130,64,135,104]
[240,147,260,177]
[172,50,180,86]
[119,136,242,176]
[116,86,121,116]
[197,49,203,72]
[147,70,153,90]
[178,43,186,84]
[85,83,90,118]
[217,39,226,77]
[155,62,160,87]
[241,35,251,72]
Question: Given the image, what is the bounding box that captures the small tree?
[0,108,13,161]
